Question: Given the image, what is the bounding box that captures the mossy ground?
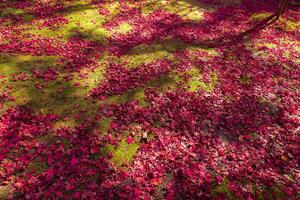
[0,0,299,198]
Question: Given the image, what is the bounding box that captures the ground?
[0,0,299,199]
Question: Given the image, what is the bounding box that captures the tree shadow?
[0,0,299,199]
[106,0,293,56]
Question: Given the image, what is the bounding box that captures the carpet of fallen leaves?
[0,0,299,199]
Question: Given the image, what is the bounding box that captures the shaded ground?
[0,0,299,199]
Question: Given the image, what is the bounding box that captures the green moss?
[111,138,139,167]
[101,71,180,106]
[141,0,205,21]
[188,46,219,60]
[111,22,133,34]
[212,179,231,198]
[100,136,140,167]
[0,54,60,74]
[251,12,299,31]
[80,63,106,92]
[257,185,287,200]
[251,12,272,21]
[106,1,121,16]
[65,8,109,39]
[53,119,78,129]
[100,144,114,157]
[62,139,72,149]
[284,19,300,31]
[164,0,204,21]
[0,56,19,76]
[26,160,48,175]
[0,7,34,25]
[0,185,10,200]
[187,68,218,92]
[98,117,112,134]
[23,5,110,44]
[1,8,25,15]
[122,43,175,68]
[272,186,286,200]
[104,88,148,106]
[239,75,252,85]
[147,72,180,90]
[0,54,62,113]
[0,54,98,125]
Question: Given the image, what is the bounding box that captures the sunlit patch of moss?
[104,1,121,16]
[111,22,133,34]
[64,8,109,41]
[164,0,204,21]
[255,43,277,50]
[78,60,106,93]
[274,18,300,32]
[187,46,219,60]
[246,38,299,64]
[0,55,19,76]
[10,82,34,106]
[250,12,272,21]
[251,12,299,31]
[283,19,300,31]
[1,76,97,125]
[24,5,110,44]
[0,54,68,114]
[141,0,206,21]
[295,46,300,63]
[0,185,10,200]
[64,0,93,8]
[0,53,98,123]
[101,136,140,167]
[0,33,6,44]
[187,68,218,92]
[1,8,25,15]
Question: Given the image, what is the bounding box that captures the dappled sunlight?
[0,0,299,199]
